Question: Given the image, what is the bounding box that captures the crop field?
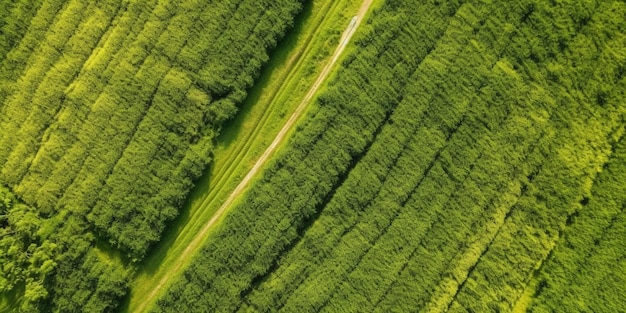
[1,0,625,312]
[152,0,626,312]
[124,0,370,311]
[519,134,626,312]
[0,0,303,311]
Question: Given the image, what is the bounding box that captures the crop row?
[243,1,559,311]
[447,1,626,311]
[153,0,471,311]
[154,0,626,312]
[240,2,534,311]
[525,133,626,312]
[0,0,52,107]
[0,0,303,311]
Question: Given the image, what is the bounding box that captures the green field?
[124,0,370,311]
[151,0,626,312]
[1,0,626,312]
[0,0,303,311]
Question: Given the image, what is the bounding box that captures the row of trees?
[0,0,43,76]
[240,1,551,311]
[526,113,626,312]
[154,0,626,312]
[0,0,304,311]
[0,0,52,107]
[153,0,470,311]
[447,0,626,311]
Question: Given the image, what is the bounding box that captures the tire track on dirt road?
[133,0,374,311]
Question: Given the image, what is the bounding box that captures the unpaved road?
[134,0,374,311]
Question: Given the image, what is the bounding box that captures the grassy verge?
[122,0,366,311]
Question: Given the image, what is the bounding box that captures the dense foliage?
[2,0,625,311]
[0,0,302,311]
[527,136,626,312]
[0,186,56,312]
[154,0,626,312]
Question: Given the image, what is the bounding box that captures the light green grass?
[122,0,366,311]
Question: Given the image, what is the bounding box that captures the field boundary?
[127,1,374,311]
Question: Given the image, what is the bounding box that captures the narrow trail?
[133,0,374,311]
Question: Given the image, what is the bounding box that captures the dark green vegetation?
[154,0,626,312]
[125,0,368,311]
[0,0,303,311]
[1,186,57,312]
[2,0,626,312]
[525,136,626,312]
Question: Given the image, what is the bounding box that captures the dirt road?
[134,0,374,311]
